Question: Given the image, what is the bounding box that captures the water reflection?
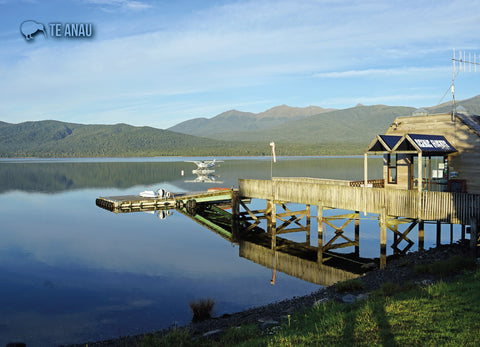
[0,157,387,346]
[185,172,222,183]
[0,156,383,193]
[100,201,376,287]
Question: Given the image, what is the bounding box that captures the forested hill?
[0,120,362,157]
[0,120,250,157]
[3,96,480,158]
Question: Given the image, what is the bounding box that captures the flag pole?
[270,141,276,178]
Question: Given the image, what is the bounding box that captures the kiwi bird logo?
[20,20,47,40]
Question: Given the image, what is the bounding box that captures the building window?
[388,154,397,184]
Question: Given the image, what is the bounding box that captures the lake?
[0,156,460,346]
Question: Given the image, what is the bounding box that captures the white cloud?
[82,0,151,11]
[314,66,449,79]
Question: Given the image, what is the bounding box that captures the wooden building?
[365,112,480,194]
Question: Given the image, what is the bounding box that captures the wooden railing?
[238,177,480,225]
[349,179,385,188]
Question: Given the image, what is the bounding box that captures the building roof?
[366,133,457,155]
[365,135,402,153]
[393,134,457,155]
[456,113,480,136]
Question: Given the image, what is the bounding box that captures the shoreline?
[65,241,476,347]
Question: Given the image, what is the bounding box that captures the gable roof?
[366,133,457,155]
[366,135,402,153]
[392,134,457,155]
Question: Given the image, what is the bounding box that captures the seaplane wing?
[185,159,223,169]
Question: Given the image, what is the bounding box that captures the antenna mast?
[451,49,480,117]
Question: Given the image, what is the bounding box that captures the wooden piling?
[317,203,324,263]
[355,211,360,257]
[231,189,240,220]
[418,220,424,251]
[380,206,387,269]
[306,204,311,244]
[470,216,478,250]
[436,220,442,246]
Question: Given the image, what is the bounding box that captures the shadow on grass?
[340,294,398,346]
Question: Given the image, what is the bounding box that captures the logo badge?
[20,20,94,41]
[20,20,47,41]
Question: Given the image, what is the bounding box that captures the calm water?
[0,156,460,346]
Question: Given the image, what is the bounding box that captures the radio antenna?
[451,49,480,117]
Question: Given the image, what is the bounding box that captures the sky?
[1,0,480,129]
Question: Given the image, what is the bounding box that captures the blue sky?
[1,0,479,129]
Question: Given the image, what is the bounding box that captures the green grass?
[267,269,480,347]
[143,266,480,346]
[414,255,476,276]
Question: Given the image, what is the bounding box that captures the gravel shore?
[66,241,476,346]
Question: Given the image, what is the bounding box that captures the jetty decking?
[238,177,480,225]
[96,189,232,212]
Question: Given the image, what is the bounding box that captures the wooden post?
[317,203,324,263]
[450,223,454,244]
[461,224,466,241]
[436,220,442,246]
[380,206,387,269]
[306,204,311,244]
[231,189,239,219]
[470,216,478,250]
[418,152,423,194]
[418,220,424,251]
[355,211,360,257]
[268,200,277,250]
[364,153,368,188]
[364,153,368,215]
[392,216,398,255]
[417,152,423,222]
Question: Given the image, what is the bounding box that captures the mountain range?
[1,95,479,157]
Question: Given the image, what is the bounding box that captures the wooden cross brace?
[388,218,417,254]
[322,213,359,251]
[274,203,308,234]
[238,199,265,231]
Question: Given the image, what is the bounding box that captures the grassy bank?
[141,263,480,346]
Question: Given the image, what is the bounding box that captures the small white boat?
[139,188,171,198]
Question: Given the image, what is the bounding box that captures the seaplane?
[185,159,223,175]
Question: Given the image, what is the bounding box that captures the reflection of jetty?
[238,234,372,286]
[176,201,372,286]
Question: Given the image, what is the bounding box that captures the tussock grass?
[189,298,216,323]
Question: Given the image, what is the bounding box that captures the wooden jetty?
[96,189,232,212]
[236,177,480,268]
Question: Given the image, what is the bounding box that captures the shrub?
[189,298,216,322]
